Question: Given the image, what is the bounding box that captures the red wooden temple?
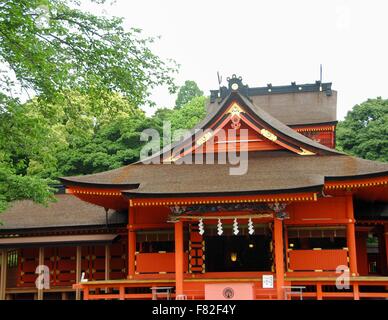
[1,76,388,300]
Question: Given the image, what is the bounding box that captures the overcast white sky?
[82,0,388,119]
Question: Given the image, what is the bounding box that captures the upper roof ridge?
[210,74,333,103]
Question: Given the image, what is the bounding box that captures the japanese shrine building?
[1,76,388,300]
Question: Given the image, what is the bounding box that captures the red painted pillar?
[0,249,7,300]
[384,224,388,273]
[316,283,323,300]
[175,221,184,296]
[127,205,136,279]
[83,287,89,300]
[346,195,358,276]
[353,283,360,300]
[274,218,285,300]
[119,286,125,300]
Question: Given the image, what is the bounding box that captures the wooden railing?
[73,275,388,300]
[182,288,277,300]
[75,276,279,300]
[74,279,176,300]
[288,277,388,300]
[288,248,349,272]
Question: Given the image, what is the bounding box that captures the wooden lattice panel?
[17,248,39,287]
[45,248,56,286]
[189,224,205,273]
[54,247,76,285]
[81,246,91,281]
[110,240,127,280]
[17,248,55,287]
[90,245,106,281]
[16,238,128,287]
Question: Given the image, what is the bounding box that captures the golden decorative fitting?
[226,102,244,114]
[260,129,277,141]
[196,131,213,146]
[298,148,316,156]
[163,154,180,163]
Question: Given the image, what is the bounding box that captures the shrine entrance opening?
[204,234,272,272]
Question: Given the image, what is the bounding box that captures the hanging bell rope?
[198,218,204,235]
[233,218,239,235]
[248,218,255,235]
[217,218,223,236]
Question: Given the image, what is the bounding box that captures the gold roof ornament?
[298,148,316,156]
[260,129,278,142]
[196,131,213,146]
[226,102,244,115]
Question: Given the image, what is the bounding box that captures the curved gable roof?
[139,90,341,164]
[60,89,388,197]
[0,194,126,232]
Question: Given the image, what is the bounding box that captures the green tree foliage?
[174,80,203,109]
[155,96,207,149]
[169,96,207,131]
[58,95,208,175]
[0,0,178,211]
[57,109,149,176]
[336,97,388,162]
[0,164,55,212]
[0,94,57,211]
[24,91,145,178]
[0,0,177,105]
